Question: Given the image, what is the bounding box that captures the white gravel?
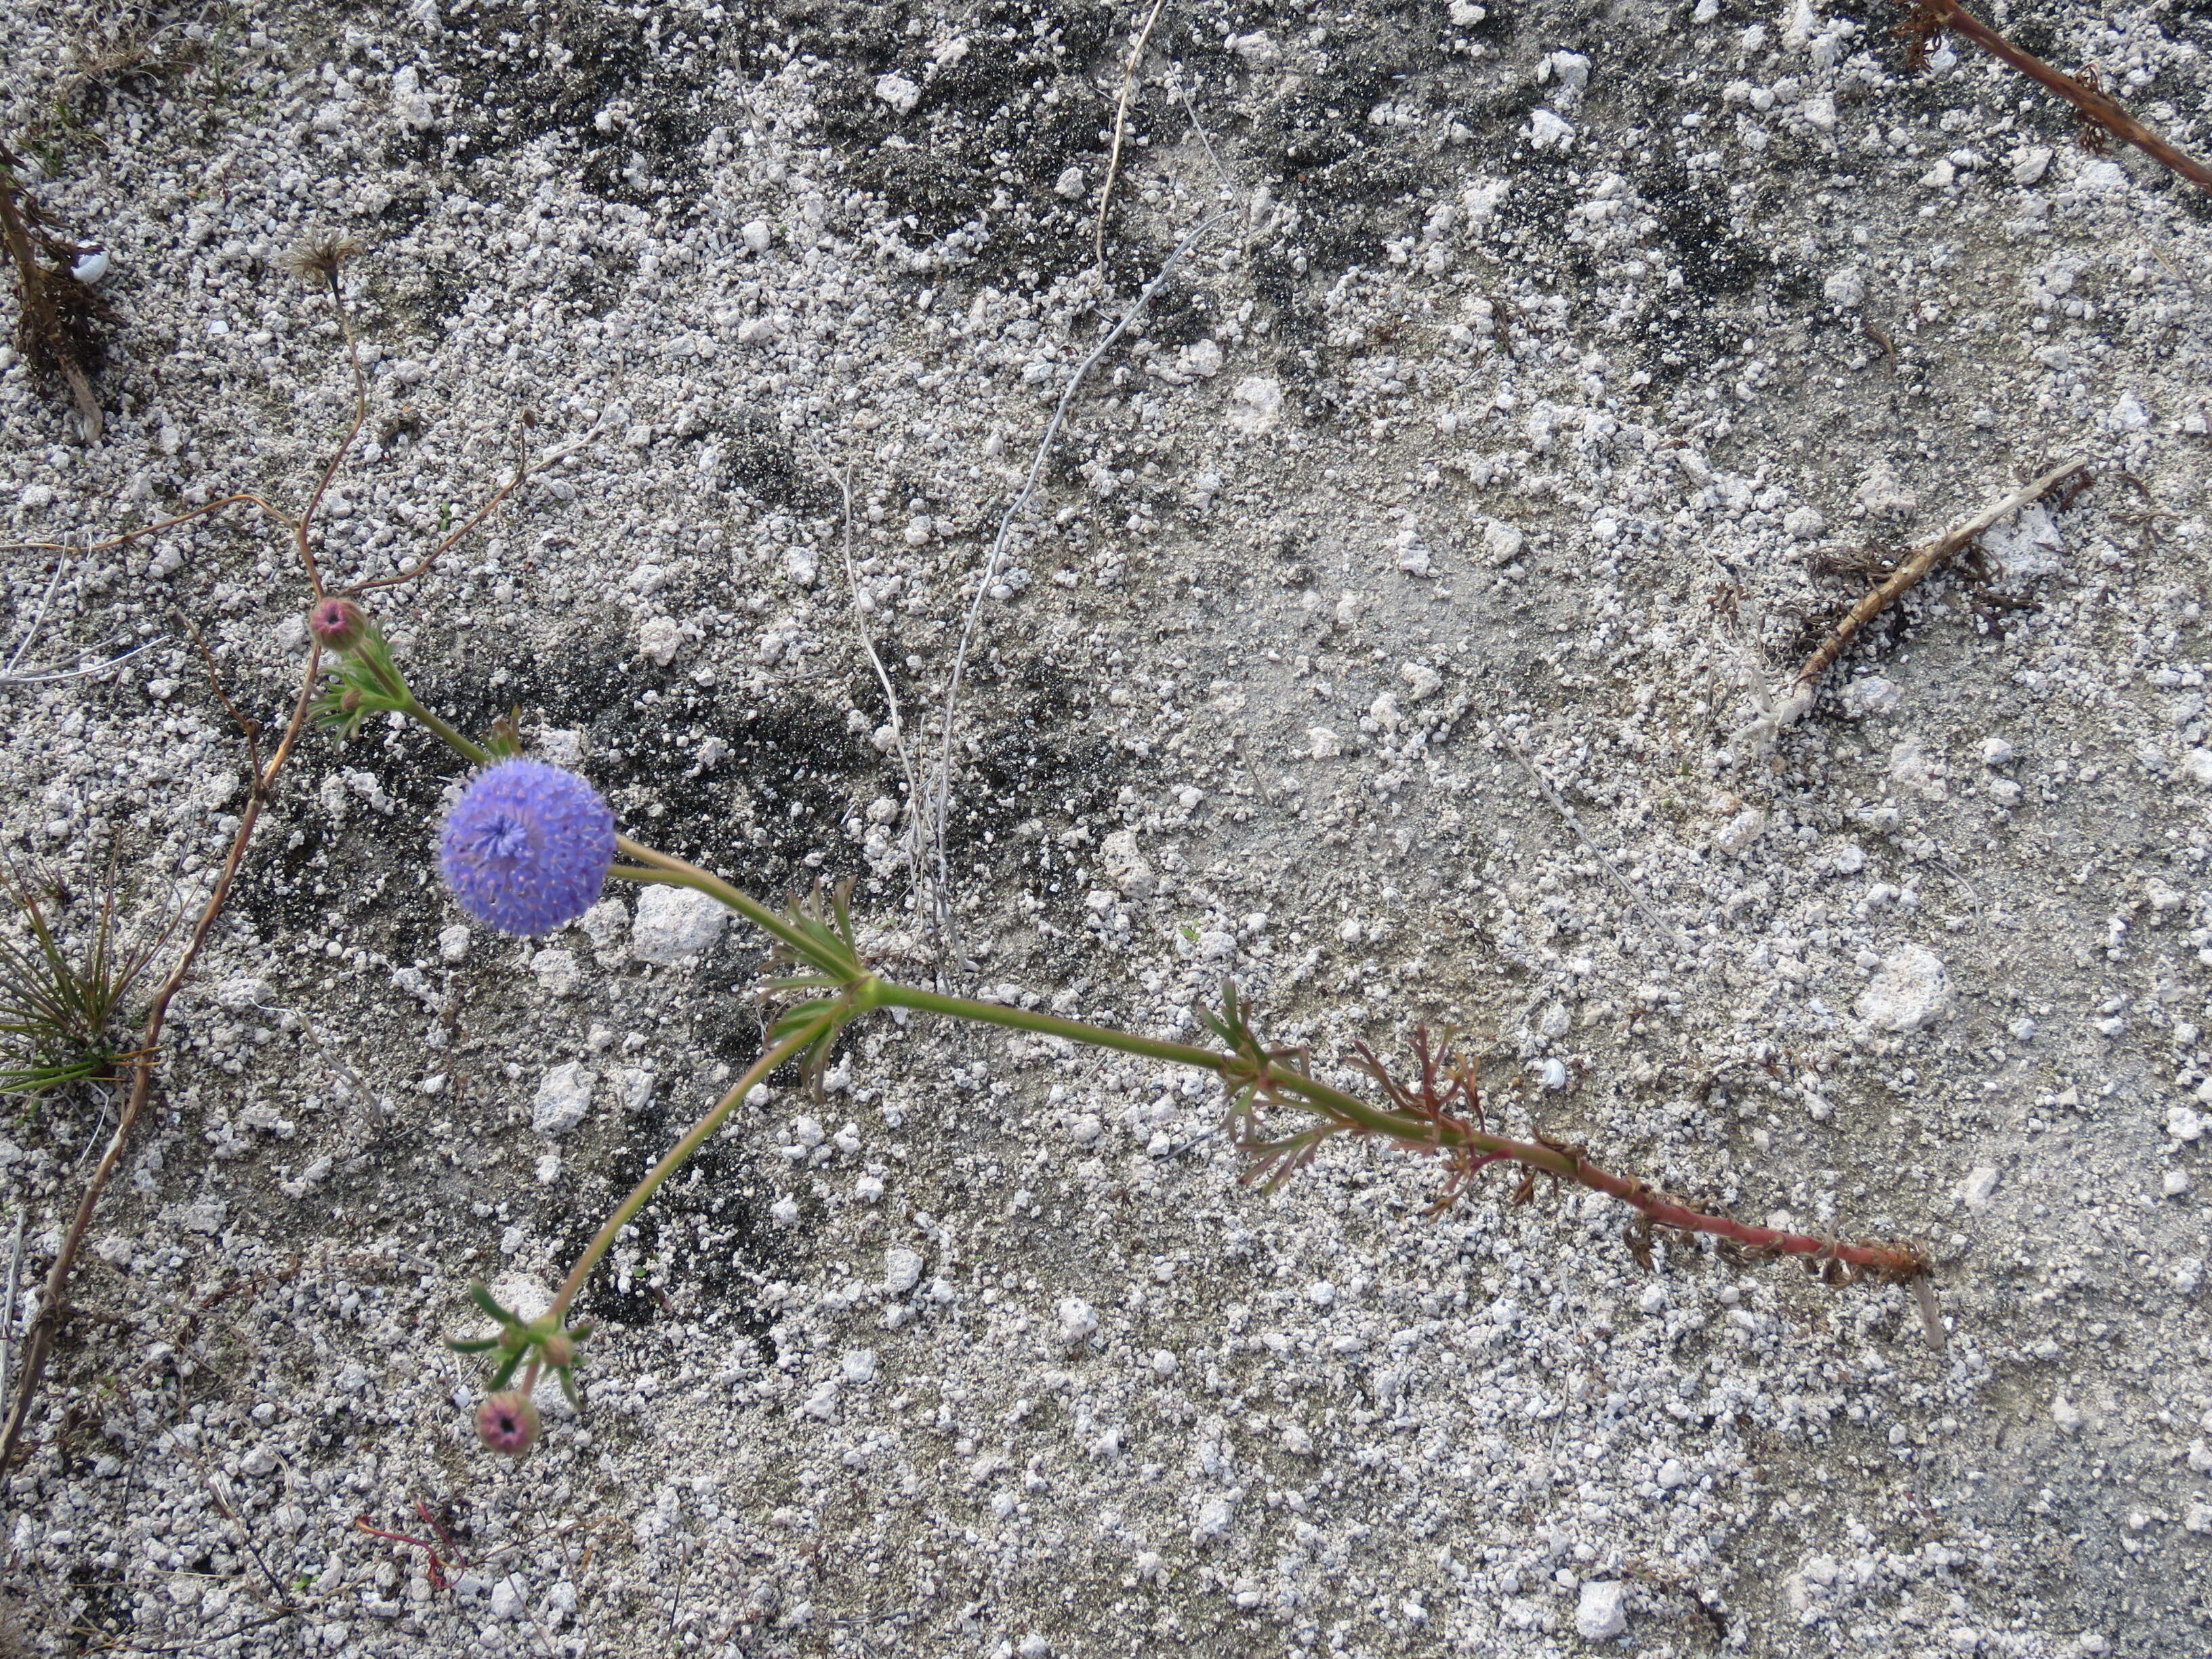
[4,0,2212,1654]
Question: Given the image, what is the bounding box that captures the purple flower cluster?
[439,759,615,936]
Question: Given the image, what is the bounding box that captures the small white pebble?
[741,218,772,254]
[1713,806,1767,858]
[874,71,921,114]
[1149,1349,1178,1377]
[770,1196,801,1224]
[1980,736,2015,766]
[1305,1279,1336,1307]
[2167,1106,2205,1143]
[1057,1298,1098,1343]
[1538,1058,1569,1090]
[1574,1579,1627,1641]
[70,249,109,283]
[2164,1168,2192,1198]
[884,1248,924,1294]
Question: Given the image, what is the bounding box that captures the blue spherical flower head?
[439,759,616,936]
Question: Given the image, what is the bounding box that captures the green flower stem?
[865,980,1492,1149]
[859,979,1925,1278]
[365,660,489,767]
[367,671,1924,1286]
[548,1012,836,1327]
[608,839,834,971]
[401,697,487,766]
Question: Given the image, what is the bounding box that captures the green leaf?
[467,1282,513,1324]
[445,1336,502,1354]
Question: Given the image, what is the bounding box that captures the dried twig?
[0,1210,24,1427]
[0,138,108,440]
[1094,0,1170,270]
[1904,0,2212,193]
[1733,457,2086,756]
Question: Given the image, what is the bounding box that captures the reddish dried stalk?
[0,646,323,1470]
[1910,0,2212,192]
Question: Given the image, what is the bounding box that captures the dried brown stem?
[342,422,592,598]
[182,615,262,787]
[1288,1031,1930,1288]
[0,643,323,1471]
[1735,457,2086,754]
[1911,0,2212,193]
[0,140,106,440]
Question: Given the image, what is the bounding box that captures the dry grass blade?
[924,205,1229,976]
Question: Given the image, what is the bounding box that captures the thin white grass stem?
[3,550,68,676]
[923,207,1229,975]
[837,470,926,924]
[0,634,162,687]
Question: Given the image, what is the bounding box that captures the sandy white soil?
[3,0,2212,1654]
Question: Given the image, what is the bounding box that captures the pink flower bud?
[474,1390,541,1457]
[308,597,368,651]
[541,1331,575,1368]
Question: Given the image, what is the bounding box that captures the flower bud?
[541,1331,575,1368]
[340,688,364,714]
[475,1389,541,1457]
[308,596,368,651]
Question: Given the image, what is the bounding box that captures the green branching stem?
[857,980,1927,1280]
[547,1012,836,1328]
[608,840,834,974]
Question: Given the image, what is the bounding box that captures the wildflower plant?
[298,600,1940,1461]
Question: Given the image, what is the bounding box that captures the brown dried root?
[1732,457,2087,758]
[0,138,111,440]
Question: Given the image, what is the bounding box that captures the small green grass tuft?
[0,851,170,1099]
